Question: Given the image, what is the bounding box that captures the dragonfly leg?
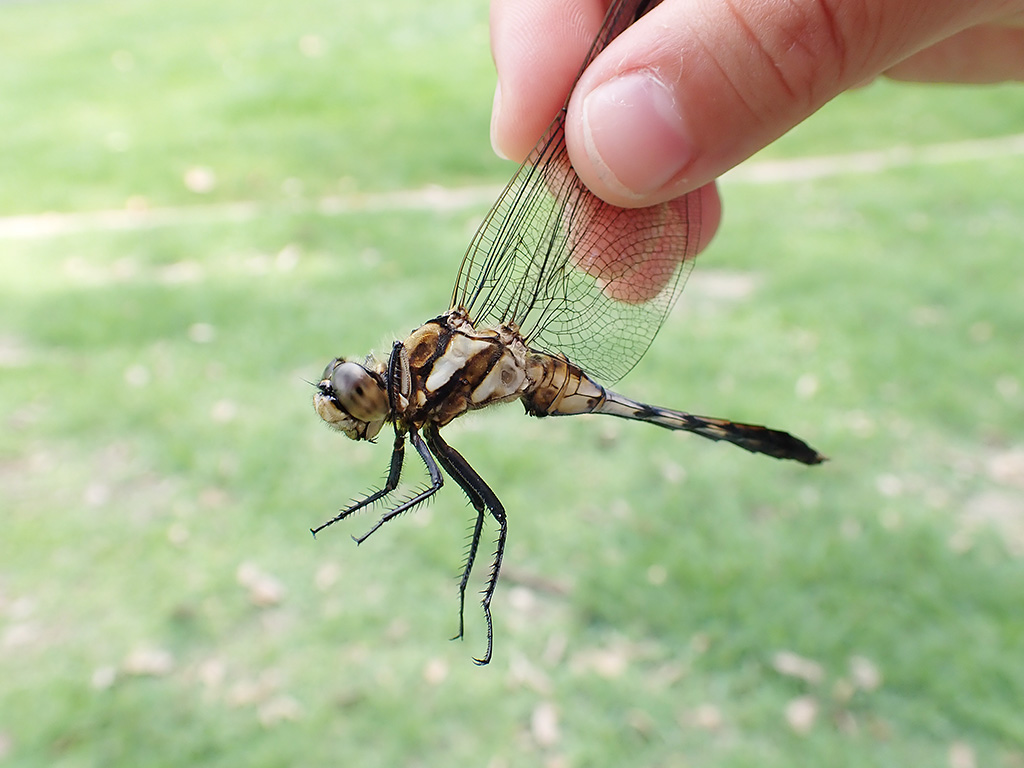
[424,423,506,666]
[310,429,407,536]
[351,428,443,545]
[424,424,487,645]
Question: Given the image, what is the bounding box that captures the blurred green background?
[2,0,1023,766]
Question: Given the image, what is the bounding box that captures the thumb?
[564,0,1013,207]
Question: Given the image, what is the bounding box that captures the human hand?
[490,0,1024,230]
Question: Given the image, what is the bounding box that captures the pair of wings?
[450,0,702,385]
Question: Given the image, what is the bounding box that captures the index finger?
[490,0,611,162]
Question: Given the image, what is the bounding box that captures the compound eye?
[330,361,387,423]
[320,358,343,383]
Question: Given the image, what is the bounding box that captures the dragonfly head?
[314,358,388,441]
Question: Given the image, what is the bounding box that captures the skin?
[489,0,1024,253]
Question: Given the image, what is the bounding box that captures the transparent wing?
[450,0,702,385]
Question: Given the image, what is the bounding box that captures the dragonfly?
[311,0,825,665]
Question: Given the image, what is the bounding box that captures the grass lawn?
[2,0,1023,766]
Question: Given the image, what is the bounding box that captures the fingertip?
[571,68,697,206]
[563,5,707,207]
[490,0,606,162]
[561,0,859,206]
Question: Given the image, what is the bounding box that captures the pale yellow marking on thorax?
[424,333,494,393]
[471,349,527,404]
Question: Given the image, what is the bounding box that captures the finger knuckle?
[726,0,868,108]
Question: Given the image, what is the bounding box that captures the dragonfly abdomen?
[597,390,826,465]
[522,351,825,465]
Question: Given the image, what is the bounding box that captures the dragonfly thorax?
[314,358,388,441]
